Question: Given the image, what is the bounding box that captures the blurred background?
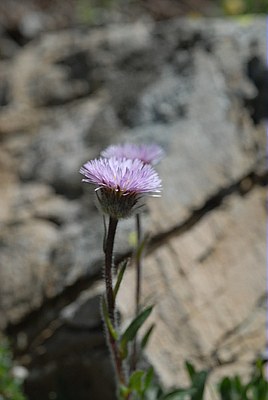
[0,1,267,400]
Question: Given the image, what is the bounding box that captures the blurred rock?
[0,16,266,400]
[0,220,59,329]
[0,0,75,44]
[0,37,19,59]
[19,98,105,197]
[118,188,266,389]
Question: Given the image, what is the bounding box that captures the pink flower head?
[80,157,161,219]
[101,143,164,165]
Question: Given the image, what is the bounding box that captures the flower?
[101,143,164,165]
[80,157,161,219]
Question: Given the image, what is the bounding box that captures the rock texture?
[118,188,266,392]
[0,16,266,400]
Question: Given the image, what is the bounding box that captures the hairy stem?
[131,213,142,371]
[104,217,118,322]
[135,213,142,317]
[103,217,128,394]
[108,329,126,386]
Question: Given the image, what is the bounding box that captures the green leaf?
[240,359,268,400]
[120,306,153,359]
[0,338,26,400]
[101,296,118,340]
[219,377,232,400]
[161,388,196,400]
[191,370,208,400]
[119,384,130,399]
[141,323,155,350]
[136,234,149,262]
[129,370,145,394]
[113,259,129,300]
[185,361,196,381]
[144,367,154,390]
[233,375,246,397]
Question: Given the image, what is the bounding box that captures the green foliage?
[0,339,26,400]
[240,0,268,13]
[129,368,153,398]
[121,361,209,400]
[120,306,153,359]
[76,0,125,24]
[114,259,129,300]
[135,235,149,263]
[155,361,208,400]
[120,368,155,400]
[218,359,268,400]
[76,0,268,23]
[184,362,208,400]
[140,324,155,351]
[222,0,268,15]
[160,388,196,400]
[129,359,268,400]
[77,0,268,22]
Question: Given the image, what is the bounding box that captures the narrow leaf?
[144,367,154,390]
[141,323,155,350]
[101,296,118,340]
[136,234,149,262]
[113,259,129,300]
[102,214,107,253]
[219,377,232,400]
[191,370,209,400]
[233,375,244,394]
[120,306,153,358]
[161,388,196,400]
[185,361,196,380]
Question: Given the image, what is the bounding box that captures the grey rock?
[60,288,103,330]
[0,16,266,400]
[19,11,47,39]
[0,220,59,329]
[118,188,266,389]
[0,37,19,59]
[19,98,105,198]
